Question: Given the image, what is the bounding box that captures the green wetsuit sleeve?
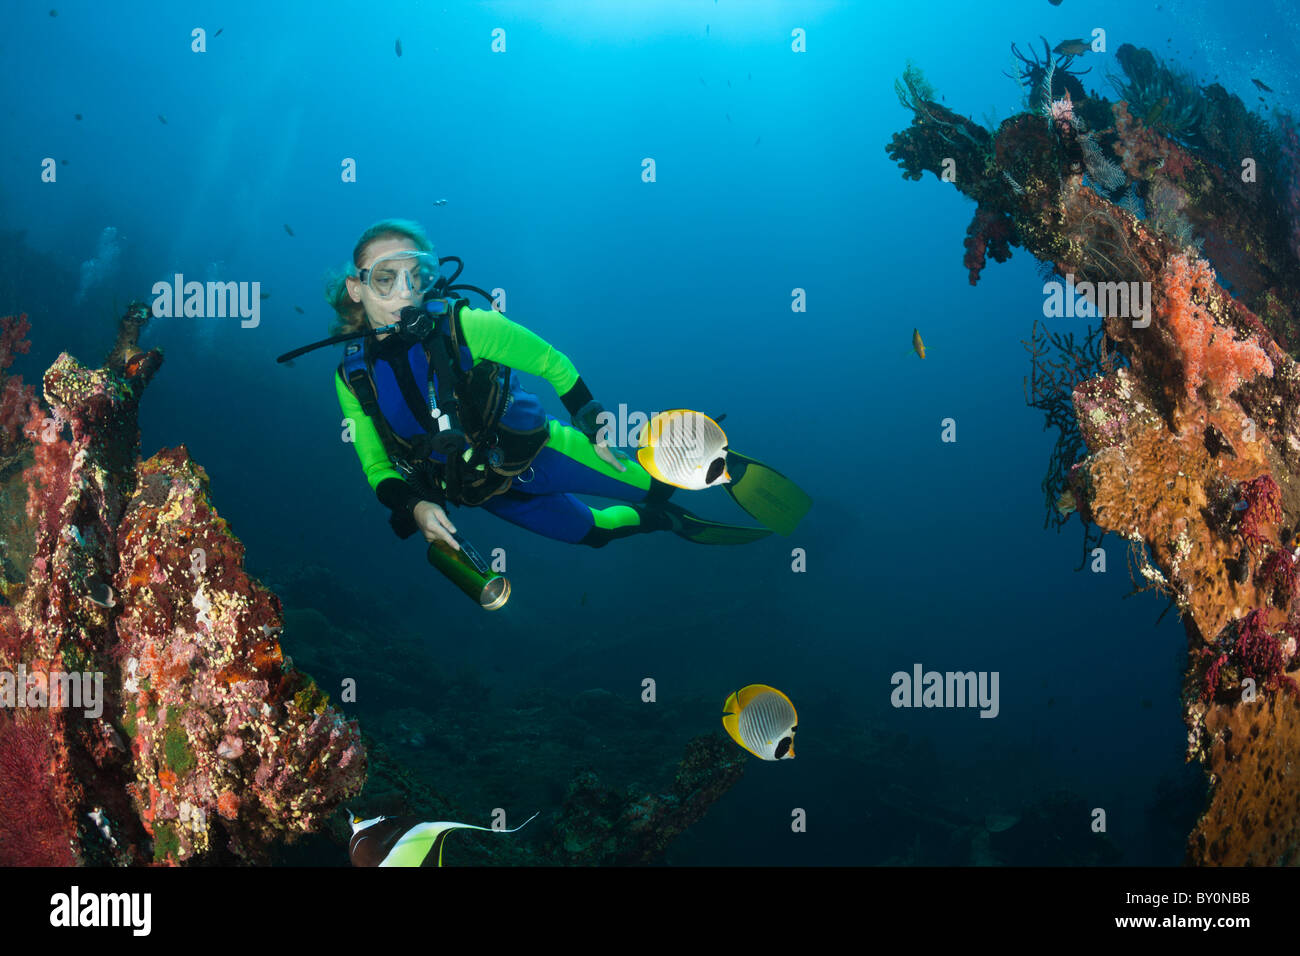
[458,307,581,396]
[336,369,404,491]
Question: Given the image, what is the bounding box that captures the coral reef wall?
[0,305,365,865]
[888,49,1300,864]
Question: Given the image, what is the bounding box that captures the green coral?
[152,822,179,863]
[292,677,331,716]
[61,642,89,674]
[163,710,195,774]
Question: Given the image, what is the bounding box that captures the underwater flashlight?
[427,532,510,610]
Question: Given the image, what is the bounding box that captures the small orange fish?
[912,328,926,359]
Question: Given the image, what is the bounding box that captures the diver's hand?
[573,398,625,471]
[413,500,459,550]
[595,441,627,472]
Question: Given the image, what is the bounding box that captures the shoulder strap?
[340,338,428,463]
[340,342,381,421]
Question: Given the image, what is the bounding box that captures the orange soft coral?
[1161,253,1273,401]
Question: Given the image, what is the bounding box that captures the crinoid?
[1006,36,1091,112]
[1072,205,1146,287]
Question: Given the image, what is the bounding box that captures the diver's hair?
[324,219,436,335]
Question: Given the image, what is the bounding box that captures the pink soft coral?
[20,403,72,536]
[1161,253,1273,400]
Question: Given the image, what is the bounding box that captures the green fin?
[724,450,812,535]
[660,502,773,545]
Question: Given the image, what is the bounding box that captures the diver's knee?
[578,527,612,548]
[645,478,675,505]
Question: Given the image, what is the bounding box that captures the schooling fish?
[347,811,538,866]
[1252,78,1272,93]
[395,37,403,57]
[283,223,294,237]
[294,305,304,314]
[722,684,797,760]
[158,114,167,125]
[635,409,730,490]
[214,27,223,37]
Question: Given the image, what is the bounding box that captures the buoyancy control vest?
[339,297,550,507]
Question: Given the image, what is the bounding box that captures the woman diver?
[298,218,806,557]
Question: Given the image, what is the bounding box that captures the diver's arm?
[458,307,602,434]
[335,370,438,536]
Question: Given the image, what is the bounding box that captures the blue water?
[5,0,1296,865]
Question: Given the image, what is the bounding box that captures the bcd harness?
[339,296,550,509]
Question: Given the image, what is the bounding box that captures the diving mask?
[358,251,441,299]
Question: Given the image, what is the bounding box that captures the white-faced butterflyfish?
[722,684,797,760]
[635,409,730,490]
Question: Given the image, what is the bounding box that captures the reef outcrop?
[889,46,1300,863]
[0,305,365,865]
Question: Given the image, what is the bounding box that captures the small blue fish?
[1232,499,1250,512]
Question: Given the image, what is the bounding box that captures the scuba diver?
[279,219,809,589]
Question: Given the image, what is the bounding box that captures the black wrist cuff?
[377,477,430,538]
[377,477,424,513]
[560,378,595,417]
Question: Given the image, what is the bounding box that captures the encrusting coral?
[889,47,1300,864]
[0,303,364,865]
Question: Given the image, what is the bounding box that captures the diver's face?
[346,237,425,336]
